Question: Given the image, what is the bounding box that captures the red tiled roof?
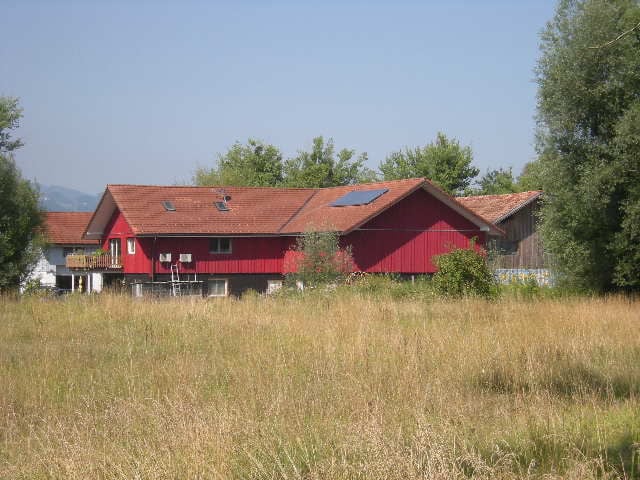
[86,179,500,238]
[456,191,542,224]
[44,212,98,245]
[280,178,426,234]
[107,185,316,235]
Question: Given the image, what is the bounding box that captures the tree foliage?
[379,132,479,196]
[517,159,545,192]
[286,228,355,288]
[195,136,376,189]
[194,139,284,187]
[0,97,24,153]
[0,97,43,292]
[284,136,376,188]
[474,167,520,195]
[535,0,640,291]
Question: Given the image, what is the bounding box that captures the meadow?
[1,288,639,479]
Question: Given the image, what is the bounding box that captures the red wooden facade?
[101,187,487,277]
[347,189,486,273]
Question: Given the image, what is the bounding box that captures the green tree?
[379,132,479,196]
[286,228,355,288]
[517,159,545,192]
[194,138,284,187]
[474,167,520,195]
[284,136,376,188]
[535,0,640,291]
[0,97,43,292]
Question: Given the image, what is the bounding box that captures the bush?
[432,245,498,299]
[285,229,355,289]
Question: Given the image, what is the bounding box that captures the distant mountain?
[39,185,101,212]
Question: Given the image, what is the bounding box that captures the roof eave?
[83,187,117,240]
[422,182,504,236]
[494,191,543,224]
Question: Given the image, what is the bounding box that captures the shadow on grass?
[475,354,640,400]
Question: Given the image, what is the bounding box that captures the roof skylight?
[215,201,230,212]
[162,200,176,211]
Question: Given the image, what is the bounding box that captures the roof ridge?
[45,211,93,214]
[460,190,542,200]
[107,183,318,192]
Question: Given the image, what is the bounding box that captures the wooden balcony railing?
[66,254,122,270]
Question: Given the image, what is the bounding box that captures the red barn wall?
[152,236,293,275]
[345,189,486,273]
[102,210,152,274]
[102,209,295,275]
[102,211,295,275]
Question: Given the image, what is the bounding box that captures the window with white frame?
[209,237,232,254]
[127,238,136,255]
[208,279,228,297]
[266,279,283,294]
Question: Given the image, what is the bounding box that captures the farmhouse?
[68,178,500,296]
[27,212,102,293]
[457,190,550,284]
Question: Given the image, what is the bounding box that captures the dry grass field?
[1,290,639,479]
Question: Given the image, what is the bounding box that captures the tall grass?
[1,292,639,479]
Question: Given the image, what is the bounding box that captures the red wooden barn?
[73,178,499,296]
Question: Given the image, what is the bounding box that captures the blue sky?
[2,0,556,194]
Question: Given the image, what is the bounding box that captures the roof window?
[162,200,176,211]
[215,201,230,212]
[330,188,389,207]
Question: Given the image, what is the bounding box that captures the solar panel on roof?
[330,188,389,207]
[162,200,176,211]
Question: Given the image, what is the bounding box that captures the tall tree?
[474,167,520,195]
[0,97,43,292]
[284,136,376,188]
[517,159,545,192]
[379,132,479,196]
[194,139,284,187]
[536,0,640,291]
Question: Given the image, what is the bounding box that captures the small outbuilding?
[457,191,551,285]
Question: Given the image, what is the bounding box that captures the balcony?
[66,254,122,270]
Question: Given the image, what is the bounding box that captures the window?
[209,237,232,254]
[496,239,518,255]
[109,238,121,264]
[162,200,176,211]
[214,201,230,211]
[127,238,136,255]
[208,279,228,297]
[266,279,283,295]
